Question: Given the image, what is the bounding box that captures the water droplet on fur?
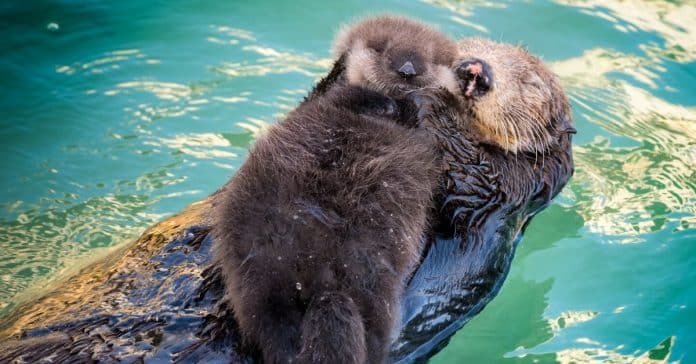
[292,214,298,220]
[296,282,302,290]
[277,256,282,260]
[382,181,389,187]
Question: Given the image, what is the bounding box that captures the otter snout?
[398,61,417,78]
[456,58,492,98]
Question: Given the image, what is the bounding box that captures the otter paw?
[370,97,399,118]
[405,88,453,124]
[406,89,439,111]
[442,162,501,229]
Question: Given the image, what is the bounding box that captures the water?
[0,0,694,362]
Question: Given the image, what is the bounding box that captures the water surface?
[1,0,694,362]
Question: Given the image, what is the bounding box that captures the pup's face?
[333,16,459,99]
[453,38,574,154]
[344,38,459,98]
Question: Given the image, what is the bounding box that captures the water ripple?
[555,1,696,62]
[553,48,695,242]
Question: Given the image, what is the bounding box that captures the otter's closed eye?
[523,73,545,89]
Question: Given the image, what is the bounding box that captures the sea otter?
[0,24,574,364]
[212,16,462,364]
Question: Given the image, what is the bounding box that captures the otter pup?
[333,15,459,98]
[391,38,575,361]
[213,17,459,364]
[307,15,459,104]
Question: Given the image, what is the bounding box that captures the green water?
[1,0,694,362]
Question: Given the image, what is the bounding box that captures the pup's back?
[213,85,438,363]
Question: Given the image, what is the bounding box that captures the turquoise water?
[1,0,694,362]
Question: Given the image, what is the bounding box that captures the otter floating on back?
[214,15,578,362]
[0,18,575,364]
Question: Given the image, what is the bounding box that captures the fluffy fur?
[334,15,459,98]
[213,16,460,364]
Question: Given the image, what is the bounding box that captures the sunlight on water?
[0,0,694,362]
[553,48,696,241]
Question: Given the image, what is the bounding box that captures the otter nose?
[398,61,417,78]
[456,58,492,98]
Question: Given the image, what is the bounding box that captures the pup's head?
[333,15,459,98]
[454,38,574,154]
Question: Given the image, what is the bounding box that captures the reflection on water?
[553,48,696,241]
[553,335,676,363]
[556,0,696,62]
[0,0,694,362]
[0,193,163,312]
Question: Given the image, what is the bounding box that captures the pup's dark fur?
[213,85,441,364]
[213,16,459,364]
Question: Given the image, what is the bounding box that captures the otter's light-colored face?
[455,38,573,154]
[333,16,459,98]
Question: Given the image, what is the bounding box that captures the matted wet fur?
[413,37,576,231]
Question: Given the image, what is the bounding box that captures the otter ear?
[558,115,576,134]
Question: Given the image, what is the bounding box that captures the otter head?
[333,15,460,98]
[454,38,575,154]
